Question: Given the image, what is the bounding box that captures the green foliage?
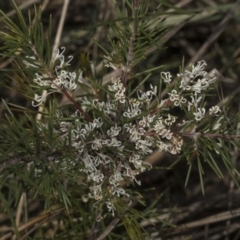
[0,0,240,239]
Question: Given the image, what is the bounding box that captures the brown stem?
[62,89,93,122]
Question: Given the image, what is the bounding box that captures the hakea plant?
[1,1,240,239]
[25,50,227,216]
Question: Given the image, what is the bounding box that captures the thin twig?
[19,208,65,240]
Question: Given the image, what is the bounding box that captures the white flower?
[179,73,192,91]
[168,90,186,106]
[123,123,134,132]
[93,99,105,109]
[139,114,154,128]
[92,117,103,128]
[150,84,157,94]
[89,184,103,200]
[109,171,124,186]
[129,155,143,170]
[164,114,176,126]
[108,77,126,103]
[51,70,77,91]
[33,73,51,86]
[178,61,216,94]
[161,72,172,83]
[189,60,207,77]
[161,129,173,140]
[106,137,122,147]
[191,80,204,93]
[154,118,164,133]
[157,140,168,152]
[169,138,183,154]
[97,153,113,164]
[32,92,53,107]
[108,77,125,92]
[135,139,152,154]
[123,102,141,118]
[168,90,178,101]
[129,126,145,142]
[91,139,103,150]
[88,172,104,183]
[81,154,97,173]
[115,88,126,103]
[137,87,156,102]
[107,125,121,137]
[193,108,206,121]
[209,106,221,116]
[106,200,116,217]
[54,47,73,70]
[111,186,129,197]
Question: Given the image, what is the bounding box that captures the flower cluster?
[28,48,223,217]
[162,60,221,122]
[24,47,82,107]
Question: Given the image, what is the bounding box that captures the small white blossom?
[161,72,172,83]
[129,126,145,142]
[106,137,122,147]
[111,186,129,197]
[123,101,141,118]
[32,92,53,107]
[164,114,176,126]
[161,129,173,139]
[93,99,105,109]
[88,172,104,183]
[54,47,73,70]
[33,73,51,86]
[91,139,104,150]
[89,184,103,200]
[106,201,116,217]
[154,118,164,133]
[193,108,206,121]
[157,140,168,152]
[169,138,183,154]
[187,60,207,78]
[209,106,221,116]
[92,117,103,128]
[135,139,152,153]
[137,87,156,102]
[139,114,154,128]
[168,90,186,106]
[107,125,121,137]
[108,77,126,103]
[109,171,124,186]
